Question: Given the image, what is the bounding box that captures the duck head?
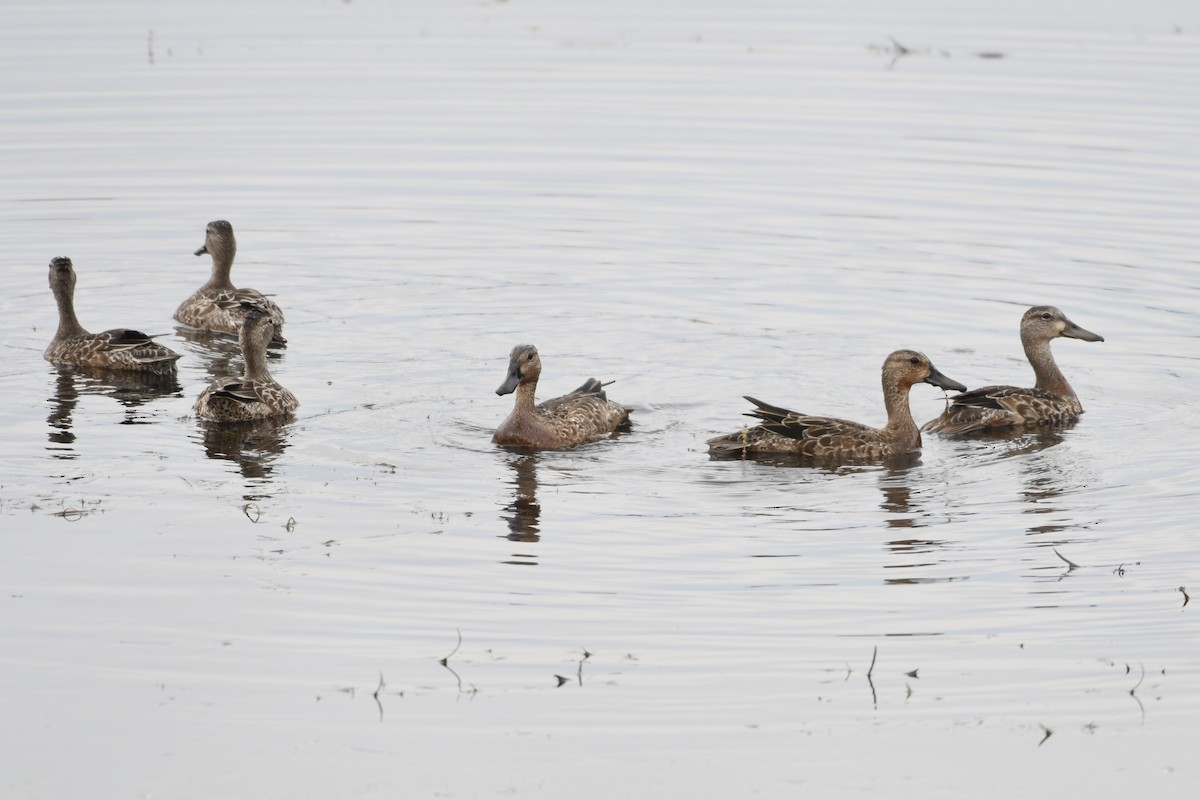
[496,344,541,395]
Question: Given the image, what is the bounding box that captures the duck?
[493,344,631,449]
[922,305,1104,435]
[175,220,287,345]
[194,300,298,422]
[43,256,181,373]
[707,350,966,460]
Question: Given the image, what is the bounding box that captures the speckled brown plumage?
[708,350,966,461]
[43,257,181,373]
[195,303,298,422]
[492,344,631,449]
[175,220,286,345]
[922,305,1103,435]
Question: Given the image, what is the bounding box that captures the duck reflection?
[967,424,1081,536]
[1010,426,1090,540]
[877,452,925,529]
[46,365,182,458]
[500,452,542,542]
[198,418,292,487]
[875,458,956,584]
[976,424,1072,462]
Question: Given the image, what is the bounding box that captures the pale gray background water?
[2,1,1198,797]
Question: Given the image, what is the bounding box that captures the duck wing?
[742,396,873,441]
[95,328,181,367]
[922,384,1069,433]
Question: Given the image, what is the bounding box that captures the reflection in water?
[977,424,1072,462]
[500,453,541,544]
[710,449,922,474]
[46,366,182,459]
[198,419,292,491]
[972,425,1080,537]
[175,325,242,381]
[876,457,957,585]
[181,324,293,494]
[879,482,915,528]
[174,325,283,382]
[875,452,924,529]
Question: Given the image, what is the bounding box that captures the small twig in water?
[373,673,385,721]
[285,517,297,533]
[440,628,462,666]
[577,647,591,686]
[1038,724,1053,747]
[1180,586,1190,607]
[1053,548,1080,570]
[866,646,879,709]
[905,668,919,679]
[443,661,464,694]
[884,36,912,70]
[1128,662,1147,721]
[242,503,261,523]
[439,630,467,694]
[1130,662,1145,696]
[554,675,569,687]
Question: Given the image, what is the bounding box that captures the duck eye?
[909,356,919,365]
[1041,312,1052,320]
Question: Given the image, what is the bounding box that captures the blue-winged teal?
[43,257,181,373]
[195,301,298,422]
[708,350,966,460]
[493,344,631,449]
[922,305,1103,435]
[175,220,286,345]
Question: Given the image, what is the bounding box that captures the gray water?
[2,1,1199,797]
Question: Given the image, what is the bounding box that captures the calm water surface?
[2,1,1199,797]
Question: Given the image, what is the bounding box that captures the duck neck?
[1024,337,1074,398]
[202,245,236,292]
[513,381,539,414]
[241,331,271,382]
[52,281,87,339]
[881,378,920,448]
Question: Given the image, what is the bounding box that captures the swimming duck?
[43,257,181,373]
[493,344,631,449]
[922,305,1103,435]
[194,301,298,422]
[708,350,966,460]
[175,220,286,345]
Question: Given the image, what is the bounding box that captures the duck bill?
[924,365,966,393]
[194,244,208,256]
[1062,318,1104,342]
[496,369,521,396]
